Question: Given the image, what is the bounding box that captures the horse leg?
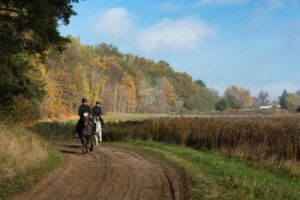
[94,133,98,148]
[99,129,102,143]
[79,136,85,154]
[98,129,102,146]
[98,123,102,147]
[86,137,89,153]
[89,136,93,152]
[84,137,88,154]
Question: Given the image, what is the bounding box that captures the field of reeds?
[104,116,300,163]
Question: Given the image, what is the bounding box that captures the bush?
[215,99,231,111]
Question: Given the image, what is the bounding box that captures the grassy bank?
[114,141,300,200]
[0,124,62,199]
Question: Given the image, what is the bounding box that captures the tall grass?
[0,123,62,199]
[0,124,47,178]
[32,120,76,140]
[104,116,300,162]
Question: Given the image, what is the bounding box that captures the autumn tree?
[120,73,137,113]
[223,86,253,109]
[195,79,206,87]
[160,78,177,106]
[279,89,300,111]
[35,38,223,116]
[94,43,122,57]
[0,0,79,117]
[255,90,270,107]
[215,99,231,111]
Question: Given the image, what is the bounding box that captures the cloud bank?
[135,17,215,54]
[96,7,134,41]
[94,8,215,55]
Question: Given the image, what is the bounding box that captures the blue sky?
[60,0,300,99]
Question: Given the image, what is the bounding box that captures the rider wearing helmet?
[76,98,91,135]
[92,101,104,128]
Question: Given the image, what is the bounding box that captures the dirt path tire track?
[12,142,189,200]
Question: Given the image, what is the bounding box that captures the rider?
[92,101,104,129]
[76,98,91,135]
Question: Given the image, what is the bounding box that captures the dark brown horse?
[79,113,94,154]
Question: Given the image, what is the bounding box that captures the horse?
[93,116,102,148]
[79,112,94,154]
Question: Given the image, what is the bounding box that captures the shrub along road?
[12,142,189,200]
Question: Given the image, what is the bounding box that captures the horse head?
[83,112,90,127]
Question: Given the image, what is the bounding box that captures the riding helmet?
[82,98,88,103]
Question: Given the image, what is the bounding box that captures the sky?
[60,0,300,99]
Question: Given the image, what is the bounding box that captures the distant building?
[259,104,281,109]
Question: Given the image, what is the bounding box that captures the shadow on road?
[59,149,81,155]
[63,144,82,149]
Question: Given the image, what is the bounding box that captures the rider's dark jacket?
[78,104,91,119]
[92,106,102,118]
[76,104,91,134]
[92,105,104,128]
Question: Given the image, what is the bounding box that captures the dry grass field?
[0,123,62,199]
[0,124,47,178]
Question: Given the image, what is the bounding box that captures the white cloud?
[93,8,215,55]
[135,17,215,54]
[96,7,134,40]
[195,0,249,6]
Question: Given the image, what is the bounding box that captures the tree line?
[216,87,300,112]
[1,0,298,120]
[41,37,220,118]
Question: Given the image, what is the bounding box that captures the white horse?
[93,117,102,148]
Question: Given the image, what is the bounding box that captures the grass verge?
[0,146,62,200]
[0,123,63,200]
[113,140,300,200]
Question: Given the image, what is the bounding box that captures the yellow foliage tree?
[121,73,137,113]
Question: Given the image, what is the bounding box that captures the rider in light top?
[76,98,91,135]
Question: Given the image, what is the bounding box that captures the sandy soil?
[12,142,189,200]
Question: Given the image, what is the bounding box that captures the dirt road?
[14,143,189,200]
